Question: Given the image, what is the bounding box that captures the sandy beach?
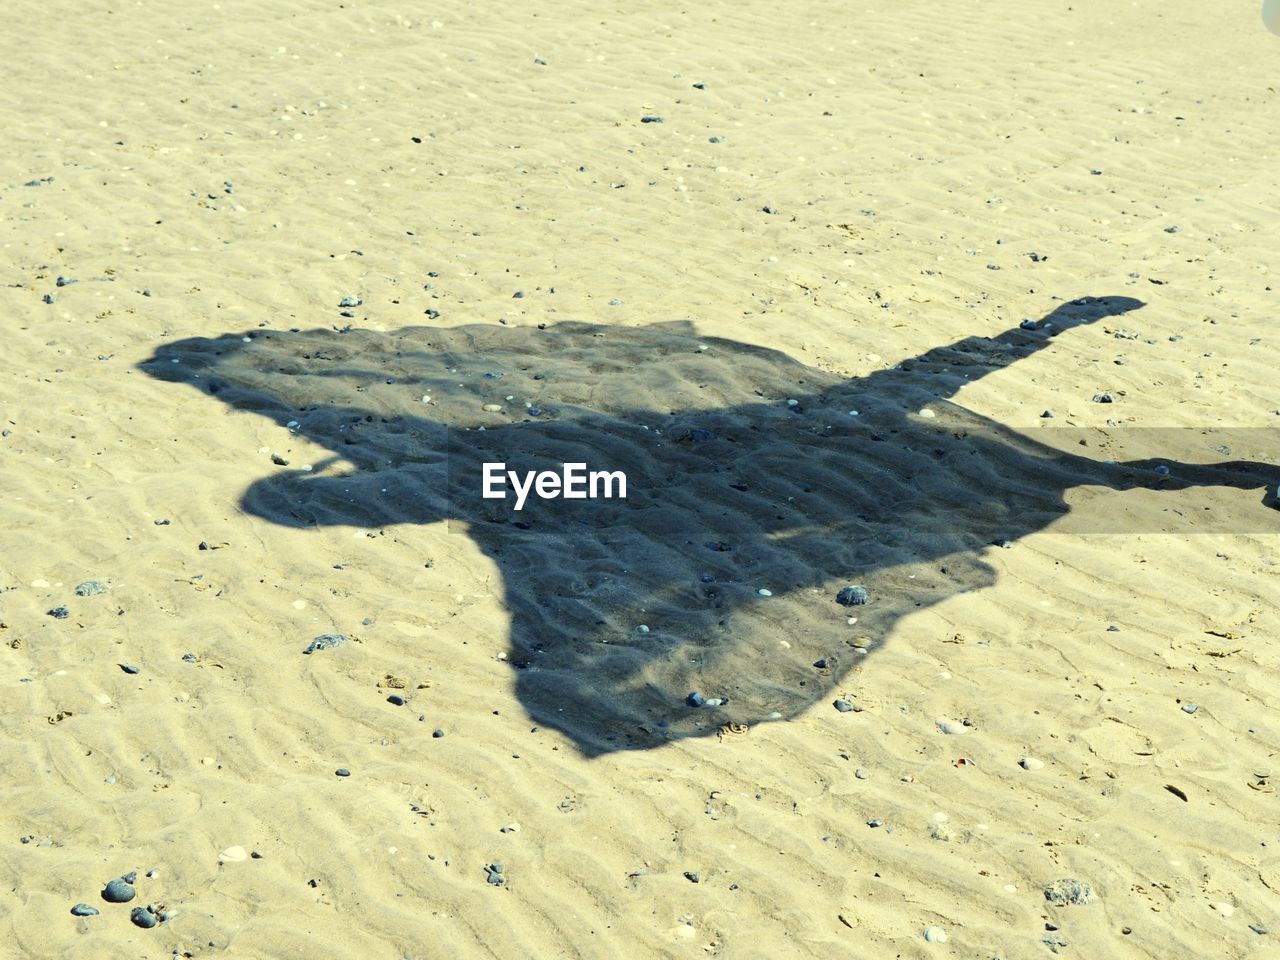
[3,1,1280,957]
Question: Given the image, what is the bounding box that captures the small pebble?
[757,588,772,597]
[48,607,70,619]
[303,634,347,654]
[855,769,869,780]
[387,694,406,706]
[935,717,968,735]
[640,115,664,123]
[1181,703,1198,714]
[923,926,948,943]
[338,296,362,308]
[70,903,99,917]
[433,728,445,738]
[836,585,869,607]
[1019,757,1045,770]
[683,871,700,883]
[867,818,883,828]
[130,906,157,929]
[686,691,707,708]
[119,663,140,675]
[833,699,858,713]
[482,403,503,412]
[1044,878,1094,906]
[102,879,135,903]
[74,580,108,596]
[1093,393,1114,403]
[335,768,351,777]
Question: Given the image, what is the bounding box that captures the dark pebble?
[74,580,107,596]
[684,871,700,883]
[425,309,440,319]
[56,276,77,287]
[1040,410,1054,418]
[512,290,525,298]
[42,294,55,304]
[686,691,707,708]
[387,694,406,706]
[708,136,721,143]
[833,699,857,713]
[181,652,197,662]
[335,768,351,777]
[640,115,664,123]
[813,659,828,669]
[153,518,170,525]
[836,585,868,607]
[48,607,70,619]
[433,728,445,738]
[119,663,140,675]
[338,296,362,308]
[130,906,157,929]
[303,633,347,654]
[867,818,883,828]
[1019,318,1041,330]
[70,903,99,917]
[1093,393,1114,403]
[102,879,135,903]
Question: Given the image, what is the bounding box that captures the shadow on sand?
[141,295,1277,754]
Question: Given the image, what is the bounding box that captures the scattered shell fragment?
[218,845,249,863]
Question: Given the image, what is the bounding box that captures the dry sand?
[3,1,1280,957]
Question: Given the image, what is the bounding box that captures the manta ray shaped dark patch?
[141,295,1278,755]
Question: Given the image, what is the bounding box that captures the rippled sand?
[3,2,1280,958]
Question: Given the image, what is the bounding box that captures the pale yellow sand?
[3,1,1280,958]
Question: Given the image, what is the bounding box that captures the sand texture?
[3,1,1280,958]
